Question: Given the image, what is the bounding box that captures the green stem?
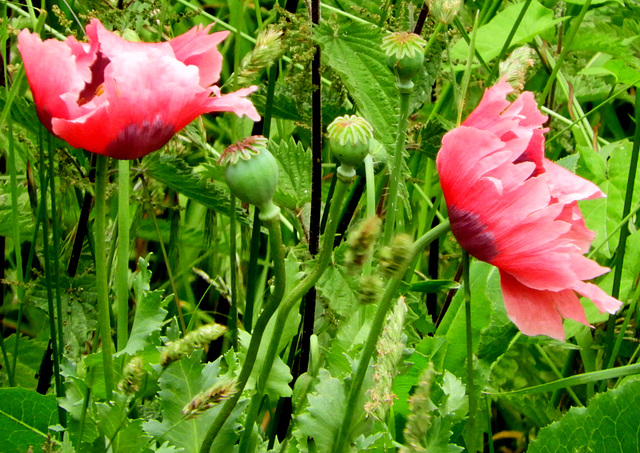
[7,120,21,387]
[462,252,476,445]
[199,214,287,453]
[601,86,640,386]
[116,159,130,351]
[539,0,592,103]
[95,154,114,400]
[332,220,451,453]
[238,176,352,452]
[229,195,239,351]
[38,130,64,422]
[485,0,533,84]
[383,87,412,245]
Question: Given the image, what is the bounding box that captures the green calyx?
[220,136,280,221]
[381,31,426,88]
[327,115,374,178]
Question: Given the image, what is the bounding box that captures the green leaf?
[408,279,460,293]
[143,352,243,452]
[316,265,359,319]
[0,388,59,453]
[269,137,312,210]
[451,0,564,63]
[1,334,47,389]
[0,182,33,240]
[144,153,251,226]
[314,21,399,156]
[294,368,372,452]
[118,257,169,357]
[28,273,98,360]
[529,379,640,453]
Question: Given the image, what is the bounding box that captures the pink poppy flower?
[17,19,260,160]
[436,79,621,340]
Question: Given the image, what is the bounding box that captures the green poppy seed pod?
[381,32,426,92]
[219,136,280,222]
[327,115,374,180]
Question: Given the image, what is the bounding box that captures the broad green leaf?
[143,352,244,452]
[529,379,640,453]
[0,388,58,453]
[603,59,640,86]
[269,137,312,210]
[408,279,460,293]
[294,368,372,452]
[28,274,98,360]
[119,257,169,356]
[316,265,359,318]
[1,334,47,389]
[451,0,564,63]
[314,21,398,156]
[144,153,251,226]
[0,183,33,240]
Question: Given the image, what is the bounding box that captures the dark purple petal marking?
[448,205,499,262]
[77,51,110,106]
[104,117,175,159]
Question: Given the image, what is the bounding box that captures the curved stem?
[383,87,412,245]
[200,214,287,453]
[95,155,115,400]
[332,220,451,453]
[462,251,476,444]
[238,176,351,452]
[116,159,130,351]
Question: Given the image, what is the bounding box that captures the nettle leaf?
[143,153,251,226]
[451,0,564,63]
[269,137,312,210]
[316,265,359,319]
[315,20,399,156]
[1,333,47,389]
[28,273,98,360]
[143,352,244,452]
[118,256,169,357]
[529,379,640,453]
[294,368,372,452]
[0,183,33,240]
[0,388,58,453]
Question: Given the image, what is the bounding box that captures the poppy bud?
[381,32,426,92]
[219,136,280,222]
[327,115,374,179]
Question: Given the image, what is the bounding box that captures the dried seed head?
[379,233,414,276]
[427,0,462,25]
[182,380,237,418]
[366,297,408,420]
[358,274,385,305]
[237,27,284,87]
[346,216,382,272]
[499,46,535,92]
[161,323,227,367]
[400,363,437,453]
[118,356,145,394]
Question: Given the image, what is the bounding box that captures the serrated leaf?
[143,352,243,452]
[118,257,169,356]
[269,137,312,209]
[294,368,371,452]
[314,21,398,156]
[0,388,58,453]
[316,265,359,318]
[143,153,251,226]
[28,274,98,360]
[451,0,564,63]
[529,379,640,453]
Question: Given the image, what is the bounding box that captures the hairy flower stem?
[116,159,130,351]
[383,87,412,245]
[200,216,286,453]
[237,174,352,453]
[462,251,477,446]
[95,154,115,400]
[332,220,451,453]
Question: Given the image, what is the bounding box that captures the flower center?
[448,205,499,262]
[77,51,110,106]
[103,117,175,159]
